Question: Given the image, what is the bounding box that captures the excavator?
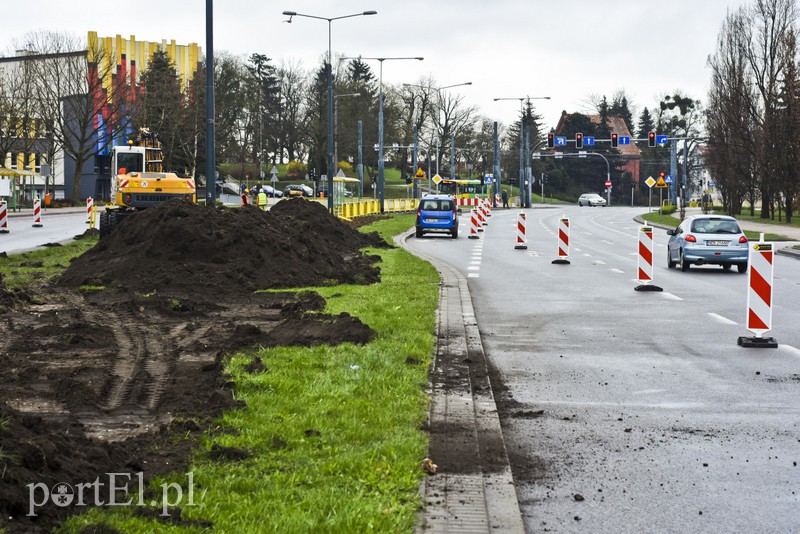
[99,128,196,236]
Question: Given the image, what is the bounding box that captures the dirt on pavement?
[0,198,387,532]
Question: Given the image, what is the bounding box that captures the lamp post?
[344,56,423,212]
[333,92,361,177]
[403,82,472,185]
[493,96,550,207]
[281,9,377,212]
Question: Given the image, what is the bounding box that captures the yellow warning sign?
[415,168,426,180]
[754,243,773,252]
[655,176,668,189]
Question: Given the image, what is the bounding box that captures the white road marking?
[468,265,480,271]
[779,344,800,357]
[467,273,480,278]
[600,239,614,245]
[574,247,582,252]
[708,312,738,325]
[594,260,607,265]
[661,292,683,301]
[610,268,624,274]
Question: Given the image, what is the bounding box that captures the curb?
[395,230,524,534]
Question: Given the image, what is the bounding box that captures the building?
[554,111,641,184]
[0,32,201,203]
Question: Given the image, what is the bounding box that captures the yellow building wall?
[88,31,202,93]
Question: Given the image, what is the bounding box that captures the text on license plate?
[707,240,729,246]
[425,218,442,223]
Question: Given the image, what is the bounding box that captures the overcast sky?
[4,0,741,131]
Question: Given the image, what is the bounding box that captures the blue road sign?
[656,135,668,145]
[555,136,567,146]
[664,175,673,184]
[619,136,631,145]
[485,176,494,184]
[584,136,595,146]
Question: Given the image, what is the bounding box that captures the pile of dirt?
[1,198,390,532]
[58,198,389,296]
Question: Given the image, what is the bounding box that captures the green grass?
[0,237,98,289]
[730,210,800,229]
[62,214,440,533]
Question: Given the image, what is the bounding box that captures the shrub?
[286,160,307,178]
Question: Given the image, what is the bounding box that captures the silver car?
[666,215,749,272]
[578,193,606,206]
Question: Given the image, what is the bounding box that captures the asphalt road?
[1,209,90,255]
[406,204,800,533]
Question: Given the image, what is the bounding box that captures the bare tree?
[21,31,132,204]
[277,59,308,163]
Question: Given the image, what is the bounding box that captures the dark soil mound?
[57,198,389,296]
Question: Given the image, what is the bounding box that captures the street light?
[333,92,361,176]
[494,96,550,207]
[344,56,423,213]
[403,82,472,190]
[281,9,377,211]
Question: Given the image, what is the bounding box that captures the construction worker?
[257,189,268,211]
[241,189,250,206]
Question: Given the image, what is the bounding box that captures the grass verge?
[0,237,98,289]
[62,215,440,533]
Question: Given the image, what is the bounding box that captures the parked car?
[666,215,749,272]
[416,194,458,238]
[252,184,282,198]
[578,193,606,207]
[263,185,283,198]
[284,184,313,197]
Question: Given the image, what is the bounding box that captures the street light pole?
[345,56,423,213]
[403,81,472,192]
[333,92,360,177]
[493,96,550,208]
[281,10,377,212]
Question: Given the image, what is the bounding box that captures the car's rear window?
[691,219,741,234]
[421,199,454,211]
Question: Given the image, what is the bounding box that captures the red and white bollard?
[738,235,778,348]
[476,203,486,231]
[514,212,527,250]
[634,224,661,291]
[0,200,9,233]
[478,201,488,227]
[552,216,571,264]
[468,209,480,239]
[86,197,93,224]
[484,197,492,218]
[32,198,43,228]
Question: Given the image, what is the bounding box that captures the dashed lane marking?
[779,344,800,357]
[661,292,683,301]
[610,268,624,274]
[708,312,737,325]
[468,273,480,278]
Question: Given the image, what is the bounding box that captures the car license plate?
[707,240,729,246]
[424,218,440,224]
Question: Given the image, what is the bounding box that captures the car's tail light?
[739,235,748,244]
[452,208,457,219]
[416,207,421,223]
[685,234,696,243]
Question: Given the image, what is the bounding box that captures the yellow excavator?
[99,128,196,236]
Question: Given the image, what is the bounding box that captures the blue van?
[416,195,458,238]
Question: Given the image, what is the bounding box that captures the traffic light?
[611,133,618,148]
[575,133,583,149]
[648,132,656,147]
[547,133,554,148]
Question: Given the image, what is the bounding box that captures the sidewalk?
[395,231,524,534]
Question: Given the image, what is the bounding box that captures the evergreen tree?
[135,49,184,172]
[636,107,655,138]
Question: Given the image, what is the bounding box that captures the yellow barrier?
[286,197,418,219]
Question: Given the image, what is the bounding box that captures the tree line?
[2,0,796,213]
